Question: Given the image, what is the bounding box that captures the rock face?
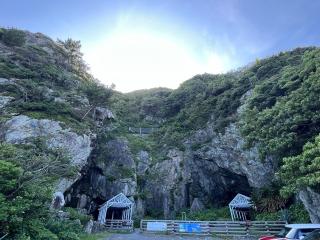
[0,77,10,84]
[142,146,253,219]
[62,95,277,220]
[0,78,15,109]
[136,150,150,175]
[190,198,205,213]
[190,123,276,188]
[4,115,91,169]
[0,31,318,222]
[0,91,277,221]
[94,107,115,121]
[51,192,66,209]
[64,138,137,218]
[299,188,320,223]
[132,116,276,219]
[3,115,92,194]
[0,95,14,109]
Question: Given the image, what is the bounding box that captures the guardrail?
[140,220,286,236]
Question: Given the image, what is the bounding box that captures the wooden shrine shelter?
[229,193,254,221]
[98,193,134,230]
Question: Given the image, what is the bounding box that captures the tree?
[0,141,76,239]
[278,134,320,197]
[57,38,89,78]
[80,81,114,120]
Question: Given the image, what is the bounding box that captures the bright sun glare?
[84,30,230,92]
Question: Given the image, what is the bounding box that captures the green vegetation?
[111,88,171,125]
[0,29,113,133]
[149,72,250,150]
[252,185,310,222]
[0,141,88,239]
[0,55,37,79]
[0,28,26,47]
[279,134,320,197]
[13,100,91,133]
[1,27,320,234]
[65,208,92,225]
[235,47,320,212]
[117,166,135,178]
[252,184,289,213]
[79,232,110,240]
[240,47,320,159]
[57,38,91,80]
[111,47,320,220]
[0,30,116,239]
[125,134,152,154]
[45,218,83,240]
[255,203,310,223]
[185,207,230,221]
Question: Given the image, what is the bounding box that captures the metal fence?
[140,220,286,237]
[104,220,133,231]
[128,127,158,135]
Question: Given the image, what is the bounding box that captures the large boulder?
[94,107,114,121]
[4,115,91,168]
[84,220,94,234]
[51,192,66,209]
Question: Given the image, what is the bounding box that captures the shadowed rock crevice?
[64,138,137,219]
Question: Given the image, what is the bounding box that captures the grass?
[79,232,110,240]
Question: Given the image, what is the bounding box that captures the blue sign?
[179,223,202,233]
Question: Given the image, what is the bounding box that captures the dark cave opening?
[91,197,107,220]
[105,207,126,220]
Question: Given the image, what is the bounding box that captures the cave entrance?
[98,193,134,230]
[105,207,126,220]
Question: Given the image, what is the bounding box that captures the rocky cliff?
[1,29,319,223]
[61,87,277,219]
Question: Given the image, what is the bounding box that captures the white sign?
[147,222,167,231]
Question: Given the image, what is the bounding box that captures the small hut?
[98,193,134,230]
[229,193,253,221]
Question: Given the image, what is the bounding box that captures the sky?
[0,0,319,92]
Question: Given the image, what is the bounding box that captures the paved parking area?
[106,230,257,240]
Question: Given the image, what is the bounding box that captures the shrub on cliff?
[279,134,320,197]
[1,28,26,47]
[240,48,320,160]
